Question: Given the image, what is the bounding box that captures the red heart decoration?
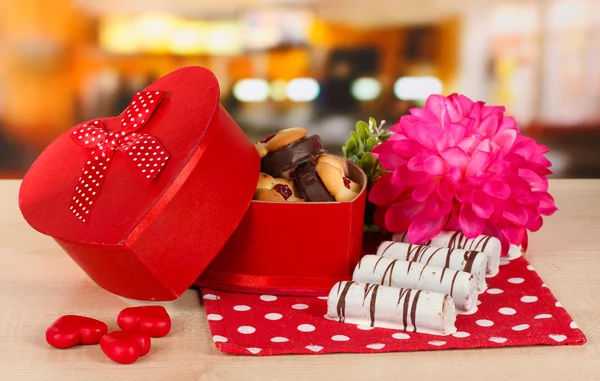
[46,315,108,349]
[117,306,172,337]
[100,331,151,364]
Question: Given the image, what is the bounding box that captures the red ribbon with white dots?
[70,91,170,222]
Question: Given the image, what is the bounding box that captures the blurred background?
[0,0,599,178]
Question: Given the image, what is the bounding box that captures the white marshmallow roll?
[326,281,456,336]
[353,255,478,313]
[376,241,488,293]
[392,231,501,277]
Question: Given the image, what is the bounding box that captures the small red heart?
[100,331,151,364]
[46,315,108,349]
[117,306,172,337]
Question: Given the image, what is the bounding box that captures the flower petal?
[423,156,448,176]
[535,191,558,215]
[369,173,403,206]
[483,179,511,199]
[385,198,426,232]
[519,168,548,192]
[424,193,453,218]
[456,188,473,204]
[459,204,486,238]
[527,216,543,232]
[392,166,430,188]
[377,151,406,171]
[425,94,448,123]
[479,114,500,137]
[448,167,463,183]
[472,190,494,219]
[437,176,455,202]
[466,150,491,177]
[407,155,427,172]
[393,139,424,158]
[502,199,528,226]
[492,128,518,154]
[440,147,469,169]
[501,223,525,245]
[458,135,480,154]
[406,214,446,244]
[412,181,437,203]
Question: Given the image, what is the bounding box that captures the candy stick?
[392,231,501,277]
[353,255,478,314]
[375,241,488,293]
[326,281,456,335]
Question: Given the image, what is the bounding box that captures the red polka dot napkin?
[200,256,586,355]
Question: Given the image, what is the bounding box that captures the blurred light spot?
[206,22,243,55]
[136,15,176,40]
[270,80,288,101]
[394,76,443,101]
[286,78,320,102]
[99,16,140,54]
[351,78,382,101]
[169,23,205,55]
[233,79,270,102]
[135,14,176,52]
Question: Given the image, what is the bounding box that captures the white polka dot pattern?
[199,255,586,356]
[69,91,168,222]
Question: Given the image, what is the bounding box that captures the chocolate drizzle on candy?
[376,241,489,293]
[328,280,456,335]
[354,255,479,313]
[395,231,501,277]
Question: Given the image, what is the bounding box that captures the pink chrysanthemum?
[369,93,557,253]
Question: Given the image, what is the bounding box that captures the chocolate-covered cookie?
[260,135,324,177]
[294,162,335,202]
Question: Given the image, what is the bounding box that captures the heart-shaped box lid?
[19,67,261,300]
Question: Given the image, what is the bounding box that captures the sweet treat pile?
[326,232,502,335]
[393,231,501,277]
[354,255,479,314]
[254,128,360,202]
[376,241,488,293]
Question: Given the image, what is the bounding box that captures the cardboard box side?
[56,239,177,300]
[131,105,260,300]
[196,160,368,296]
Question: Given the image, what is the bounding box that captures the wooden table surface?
[1,179,599,380]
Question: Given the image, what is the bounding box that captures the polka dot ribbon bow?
[69,91,169,222]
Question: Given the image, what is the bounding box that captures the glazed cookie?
[317,154,346,174]
[316,155,361,193]
[254,128,308,158]
[254,173,304,202]
[315,162,360,202]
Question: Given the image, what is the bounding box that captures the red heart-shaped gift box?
[19,66,367,301]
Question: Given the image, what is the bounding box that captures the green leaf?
[361,152,375,170]
[349,154,360,164]
[365,136,378,152]
[357,121,370,140]
[343,139,358,158]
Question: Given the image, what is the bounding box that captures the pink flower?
[369,94,557,252]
